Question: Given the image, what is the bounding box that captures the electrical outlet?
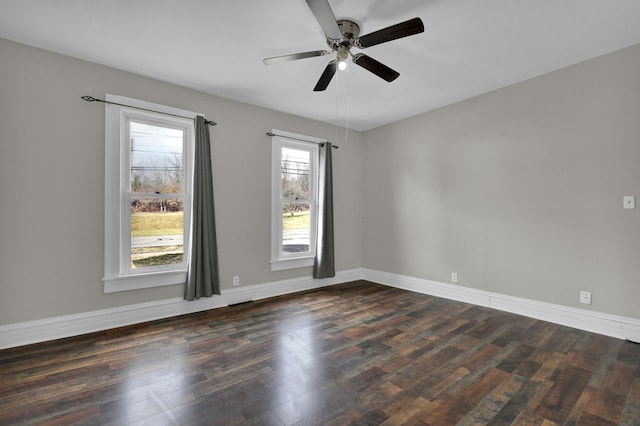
[451,272,458,283]
[580,290,592,305]
[232,276,240,286]
[623,196,635,209]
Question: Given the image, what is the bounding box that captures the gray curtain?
[185,116,220,300]
[313,142,335,278]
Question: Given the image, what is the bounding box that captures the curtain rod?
[266,132,338,149]
[81,96,217,126]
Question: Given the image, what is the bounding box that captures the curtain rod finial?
[81,95,97,102]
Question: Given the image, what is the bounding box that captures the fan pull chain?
[344,63,351,145]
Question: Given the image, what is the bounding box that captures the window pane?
[282,202,310,253]
[130,197,184,268]
[282,147,310,200]
[130,121,184,194]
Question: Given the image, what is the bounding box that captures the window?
[270,130,321,271]
[104,95,196,292]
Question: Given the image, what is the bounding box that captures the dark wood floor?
[1,281,639,425]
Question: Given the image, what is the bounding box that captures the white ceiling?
[1,0,640,131]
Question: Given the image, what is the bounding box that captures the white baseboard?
[0,268,365,350]
[363,268,640,343]
[2,267,638,350]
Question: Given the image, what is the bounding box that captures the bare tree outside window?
[281,147,311,253]
[129,121,185,268]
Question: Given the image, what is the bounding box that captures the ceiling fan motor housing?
[336,19,361,41]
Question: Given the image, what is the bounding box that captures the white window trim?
[103,94,197,293]
[270,129,322,271]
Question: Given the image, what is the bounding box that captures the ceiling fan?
[263,0,425,91]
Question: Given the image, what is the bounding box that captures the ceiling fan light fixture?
[336,45,349,71]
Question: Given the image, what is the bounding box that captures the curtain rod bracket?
[81,95,217,126]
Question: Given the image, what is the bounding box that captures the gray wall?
[0,38,364,325]
[363,44,640,318]
[1,36,638,327]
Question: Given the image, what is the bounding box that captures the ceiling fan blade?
[306,0,343,40]
[314,60,338,91]
[352,53,399,82]
[263,50,330,65]
[355,17,424,49]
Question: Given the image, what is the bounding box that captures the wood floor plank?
[563,383,594,425]
[379,395,431,426]
[489,377,540,424]
[535,365,592,423]
[619,376,640,425]
[581,387,626,424]
[1,280,638,425]
[418,394,472,426]
[603,361,635,396]
[456,367,510,406]
[456,375,523,425]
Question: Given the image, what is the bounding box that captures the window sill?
[103,270,187,293]
[270,256,314,271]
